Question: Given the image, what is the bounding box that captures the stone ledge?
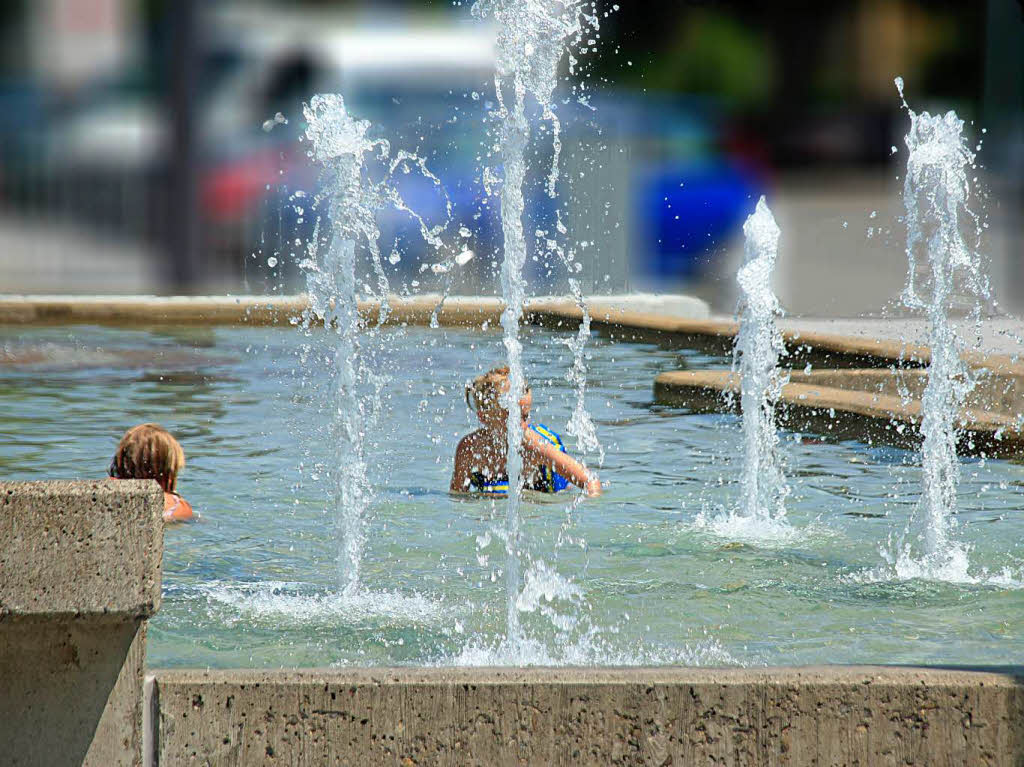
[0,293,711,329]
[654,370,1024,456]
[150,666,1024,766]
[0,480,164,621]
[5,294,1023,376]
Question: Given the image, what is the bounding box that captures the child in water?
[109,423,197,522]
[451,366,601,497]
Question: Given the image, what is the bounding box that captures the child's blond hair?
[465,366,510,412]
[465,365,532,413]
[109,423,185,493]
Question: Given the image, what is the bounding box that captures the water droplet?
[262,112,288,132]
[266,256,278,268]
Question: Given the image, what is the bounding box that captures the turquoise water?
[1,323,1023,668]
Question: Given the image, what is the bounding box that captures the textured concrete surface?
[151,666,1024,766]
[0,295,308,326]
[0,481,164,767]
[0,480,164,620]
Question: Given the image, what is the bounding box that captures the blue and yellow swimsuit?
[470,424,570,495]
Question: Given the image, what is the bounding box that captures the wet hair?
[108,423,185,493]
[465,365,530,413]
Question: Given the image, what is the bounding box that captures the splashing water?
[301,95,449,595]
[301,96,385,596]
[471,0,596,645]
[892,77,990,579]
[540,217,603,466]
[729,197,790,535]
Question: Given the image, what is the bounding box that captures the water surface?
[1,323,1022,668]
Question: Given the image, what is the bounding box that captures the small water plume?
[731,197,790,533]
[891,77,991,579]
[541,214,603,466]
[471,0,597,645]
[301,94,450,595]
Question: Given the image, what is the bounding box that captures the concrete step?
[654,369,1024,457]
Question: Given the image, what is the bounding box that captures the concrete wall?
[151,666,1024,766]
[0,480,164,767]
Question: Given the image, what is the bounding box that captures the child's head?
[108,423,186,493]
[465,365,532,428]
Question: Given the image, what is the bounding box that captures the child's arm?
[450,437,474,494]
[524,429,602,497]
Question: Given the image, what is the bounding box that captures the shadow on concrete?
[0,621,142,767]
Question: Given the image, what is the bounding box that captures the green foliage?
[649,10,773,107]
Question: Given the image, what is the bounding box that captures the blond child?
[109,423,197,522]
[451,366,601,497]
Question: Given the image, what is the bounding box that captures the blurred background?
[0,0,1019,315]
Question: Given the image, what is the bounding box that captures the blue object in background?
[635,159,759,281]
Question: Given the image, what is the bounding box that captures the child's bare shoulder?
[457,429,487,452]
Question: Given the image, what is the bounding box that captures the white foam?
[195,580,449,626]
[849,548,1024,589]
[515,560,583,613]
[692,508,804,547]
[447,632,737,667]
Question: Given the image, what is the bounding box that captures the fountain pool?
[1,321,1023,669]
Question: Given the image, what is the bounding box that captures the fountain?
[470,0,597,648]
[301,94,448,595]
[301,95,385,595]
[689,196,791,540]
[7,79,1024,676]
[891,77,992,580]
[734,197,789,528]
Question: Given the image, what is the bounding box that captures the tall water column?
[897,78,990,576]
[470,0,594,645]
